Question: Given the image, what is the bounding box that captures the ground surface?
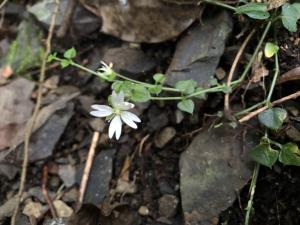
[0,1,300,225]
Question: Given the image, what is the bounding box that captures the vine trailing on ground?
[47,1,300,224]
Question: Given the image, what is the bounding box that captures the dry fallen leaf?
[23,201,48,219]
[278,66,300,84]
[267,0,287,10]
[119,155,131,181]
[251,51,269,83]
[0,78,35,150]
[0,65,13,78]
[53,200,74,218]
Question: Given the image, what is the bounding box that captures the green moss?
[2,18,44,75]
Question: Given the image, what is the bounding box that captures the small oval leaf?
[264,42,279,58]
[250,144,279,168]
[177,99,194,114]
[279,143,300,166]
[258,108,287,130]
[63,47,77,59]
[175,80,197,95]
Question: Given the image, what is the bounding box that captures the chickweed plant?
[48,1,300,224]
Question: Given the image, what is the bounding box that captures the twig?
[244,164,260,225]
[79,131,100,204]
[202,0,236,11]
[42,166,58,218]
[239,91,300,123]
[138,134,150,157]
[57,0,79,38]
[233,21,272,86]
[10,1,60,224]
[0,0,9,9]
[224,29,256,120]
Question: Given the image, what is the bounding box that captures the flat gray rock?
[76,149,115,205]
[16,103,74,162]
[80,0,200,43]
[166,11,233,87]
[28,0,100,36]
[58,164,77,188]
[180,125,258,225]
[0,163,19,180]
[103,46,156,77]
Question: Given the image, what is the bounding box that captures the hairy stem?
[235,21,272,85]
[244,164,260,225]
[55,58,181,93]
[202,0,236,11]
[266,52,279,103]
[11,1,60,225]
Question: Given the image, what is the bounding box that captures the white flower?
[90,91,141,140]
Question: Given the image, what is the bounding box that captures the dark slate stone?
[166,11,233,87]
[76,149,116,205]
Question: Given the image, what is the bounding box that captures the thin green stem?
[151,84,229,100]
[116,73,180,92]
[266,53,279,103]
[244,163,260,225]
[150,96,183,101]
[55,57,181,93]
[202,0,236,11]
[235,101,266,117]
[187,85,225,98]
[54,57,108,80]
[235,21,272,86]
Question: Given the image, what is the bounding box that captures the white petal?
[109,115,122,140]
[119,102,135,110]
[90,105,113,117]
[100,61,109,68]
[120,111,141,129]
[112,91,125,108]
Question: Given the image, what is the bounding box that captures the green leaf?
[250,143,279,168]
[63,47,77,59]
[281,3,299,32]
[264,42,279,58]
[175,80,197,94]
[244,11,270,20]
[194,87,207,100]
[220,84,232,94]
[131,85,151,102]
[279,143,300,166]
[293,3,300,16]
[258,108,287,130]
[236,3,268,13]
[112,81,133,97]
[148,85,162,95]
[2,19,44,75]
[209,78,219,86]
[177,99,194,114]
[112,81,124,92]
[60,59,70,68]
[105,71,117,82]
[153,73,166,84]
[236,3,270,20]
[47,52,57,63]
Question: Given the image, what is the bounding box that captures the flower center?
[114,108,121,115]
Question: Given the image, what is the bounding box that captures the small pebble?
[158,194,179,218]
[154,127,176,148]
[138,206,150,216]
[215,67,226,80]
[53,200,73,218]
[89,118,106,132]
